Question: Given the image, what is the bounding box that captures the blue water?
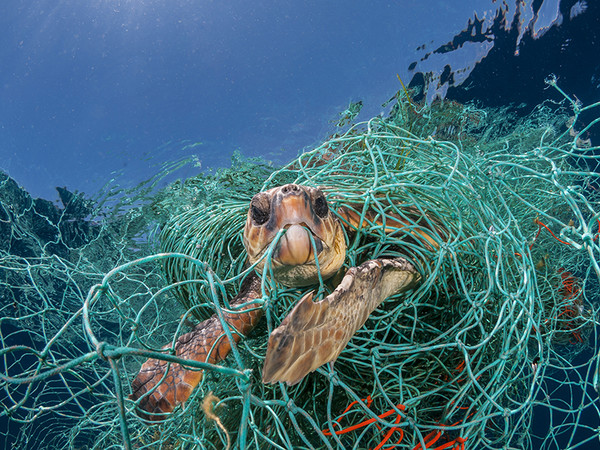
[1,1,599,448]
[2,0,568,201]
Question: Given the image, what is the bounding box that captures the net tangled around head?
[1,80,600,449]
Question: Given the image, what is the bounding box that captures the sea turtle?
[130,183,445,421]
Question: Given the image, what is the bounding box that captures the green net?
[2,79,600,449]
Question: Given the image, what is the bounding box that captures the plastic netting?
[2,79,600,449]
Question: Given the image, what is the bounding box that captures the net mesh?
[1,79,600,449]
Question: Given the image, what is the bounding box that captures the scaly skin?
[243,183,346,286]
[262,258,419,385]
[129,274,262,422]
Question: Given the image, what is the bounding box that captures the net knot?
[328,369,340,386]
[582,232,595,244]
[96,341,109,361]
[240,368,253,385]
[286,399,298,413]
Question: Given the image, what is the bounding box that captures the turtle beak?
[273,224,324,266]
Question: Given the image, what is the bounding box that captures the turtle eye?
[250,194,270,225]
[313,193,329,218]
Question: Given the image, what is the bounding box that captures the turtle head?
[243,184,346,287]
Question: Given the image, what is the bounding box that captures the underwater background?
[1,1,600,449]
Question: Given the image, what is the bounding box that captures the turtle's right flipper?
[262,258,419,385]
[130,274,262,422]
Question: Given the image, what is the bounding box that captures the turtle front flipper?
[262,258,419,385]
[130,274,263,422]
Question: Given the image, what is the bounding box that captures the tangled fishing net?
[1,78,600,449]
